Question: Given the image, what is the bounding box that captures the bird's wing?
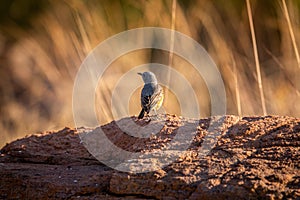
[141,84,162,112]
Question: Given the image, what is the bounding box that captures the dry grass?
[246,0,267,115]
[0,0,299,147]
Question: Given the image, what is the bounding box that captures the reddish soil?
[0,115,299,199]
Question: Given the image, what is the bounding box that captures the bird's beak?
[137,72,143,76]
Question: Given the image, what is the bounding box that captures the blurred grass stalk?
[165,0,177,102]
[246,0,267,115]
[281,0,300,69]
[0,0,299,147]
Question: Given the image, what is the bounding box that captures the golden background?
[0,0,299,147]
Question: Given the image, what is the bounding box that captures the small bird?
[137,72,164,119]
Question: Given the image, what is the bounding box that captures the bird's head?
[138,71,157,84]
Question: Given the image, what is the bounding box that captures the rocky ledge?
[0,115,299,199]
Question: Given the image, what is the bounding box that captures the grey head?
[138,71,157,84]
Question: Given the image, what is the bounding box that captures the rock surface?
[0,115,299,199]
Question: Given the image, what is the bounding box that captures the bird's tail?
[138,108,145,119]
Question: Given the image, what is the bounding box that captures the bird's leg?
[144,112,151,122]
[154,109,157,116]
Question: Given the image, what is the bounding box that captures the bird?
[137,71,164,119]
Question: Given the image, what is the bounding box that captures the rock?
[0,115,299,199]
